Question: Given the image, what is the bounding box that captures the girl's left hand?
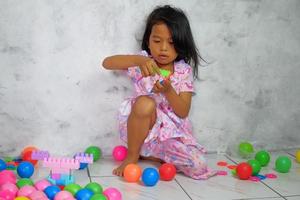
[152,78,172,94]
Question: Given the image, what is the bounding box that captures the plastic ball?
[16,178,34,189]
[236,162,252,180]
[17,185,36,197]
[0,170,17,185]
[0,190,15,200]
[34,179,51,191]
[124,164,142,182]
[159,163,176,181]
[64,183,81,196]
[275,156,292,173]
[103,188,122,200]
[85,146,101,162]
[29,190,48,200]
[247,159,261,175]
[75,188,94,200]
[44,185,61,200]
[112,146,127,161]
[296,150,300,163]
[54,191,74,200]
[17,162,34,178]
[238,142,254,158]
[21,146,38,157]
[0,183,18,196]
[85,182,103,194]
[142,168,159,186]
[0,159,7,171]
[22,151,38,166]
[14,197,30,200]
[90,194,107,200]
[255,150,270,167]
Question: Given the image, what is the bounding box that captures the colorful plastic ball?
[85,182,103,194]
[142,168,159,186]
[112,146,127,161]
[236,162,252,180]
[0,190,15,200]
[159,163,176,181]
[124,164,142,182]
[255,150,270,167]
[17,162,34,178]
[17,185,36,197]
[22,151,38,166]
[64,183,81,196]
[34,179,51,191]
[296,150,300,163]
[90,194,107,200]
[29,190,48,200]
[21,146,38,157]
[0,183,18,196]
[275,156,292,173]
[16,178,34,189]
[103,187,122,200]
[15,197,30,200]
[238,142,254,158]
[85,146,102,162]
[0,159,7,171]
[54,191,74,200]
[44,185,61,200]
[247,159,261,175]
[0,170,17,185]
[75,188,94,200]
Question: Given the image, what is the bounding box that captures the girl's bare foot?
[113,153,139,176]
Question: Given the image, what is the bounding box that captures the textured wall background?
[1,0,299,156]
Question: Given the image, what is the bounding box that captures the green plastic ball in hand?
[238,142,254,158]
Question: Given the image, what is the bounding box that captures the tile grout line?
[174,178,193,200]
[224,155,288,200]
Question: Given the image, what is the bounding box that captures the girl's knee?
[132,96,156,117]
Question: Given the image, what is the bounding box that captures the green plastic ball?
[255,150,270,167]
[90,194,107,200]
[16,178,34,188]
[247,159,261,175]
[238,142,254,158]
[275,156,292,173]
[64,183,82,195]
[85,146,102,162]
[85,182,103,194]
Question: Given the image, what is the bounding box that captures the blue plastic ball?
[0,159,7,171]
[17,161,34,178]
[75,188,94,200]
[142,167,159,186]
[44,185,61,200]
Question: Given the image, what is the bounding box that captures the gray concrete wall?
[1,0,299,156]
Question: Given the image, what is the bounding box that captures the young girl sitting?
[102,5,216,180]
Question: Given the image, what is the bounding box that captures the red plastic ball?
[159,163,176,181]
[236,162,252,180]
[22,151,38,166]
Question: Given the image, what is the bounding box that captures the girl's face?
[148,23,178,69]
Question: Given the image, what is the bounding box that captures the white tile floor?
[5,149,300,200]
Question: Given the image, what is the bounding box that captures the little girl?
[102,5,216,179]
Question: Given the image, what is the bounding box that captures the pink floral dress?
[118,51,216,179]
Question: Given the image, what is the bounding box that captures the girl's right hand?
[139,58,160,77]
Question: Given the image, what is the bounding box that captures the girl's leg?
[113,95,157,176]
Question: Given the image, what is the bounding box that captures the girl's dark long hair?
[142,5,204,79]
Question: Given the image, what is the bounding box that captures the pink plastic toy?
[0,170,17,185]
[34,179,51,191]
[0,190,15,200]
[17,185,36,197]
[0,183,18,196]
[54,191,75,200]
[29,190,48,200]
[103,187,122,200]
[74,153,93,164]
[112,146,128,161]
[31,151,50,160]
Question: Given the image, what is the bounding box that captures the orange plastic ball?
[124,164,142,182]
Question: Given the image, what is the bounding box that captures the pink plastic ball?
[54,191,75,200]
[112,146,127,161]
[0,170,17,185]
[103,187,122,200]
[17,185,36,197]
[29,190,48,200]
[34,179,51,191]
[0,183,18,196]
[0,190,15,200]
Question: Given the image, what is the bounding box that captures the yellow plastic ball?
[296,150,300,163]
[15,197,30,200]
